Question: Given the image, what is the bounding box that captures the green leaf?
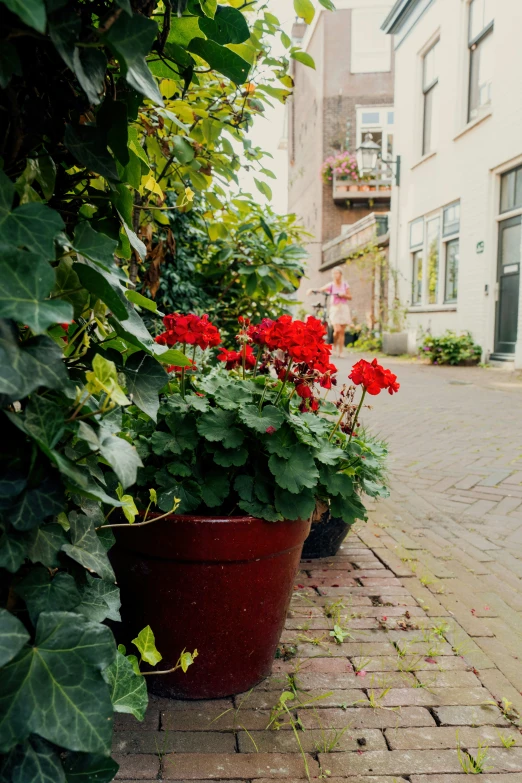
[280,31,291,49]
[157,479,200,514]
[200,0,217,17]
[15,569,81,625]
[329,492,367,523]
[75,575,121,624]
[0,736,66,783]
[0,609,29,667]
[72,263,128,321]
[254,178,272,200]
[72,221,122,279]
[154,347,193,366]
[0,170,64,258]
[62,513,116,582]
[132,625,162,666]
[160,415,199,454]
[9,477,64,532]
[85,353,130,407]
[97,99,129,165]
[213,446,247,467]
[0,324,67,404]
[294,0,315,24]
[124,289,161,314]
[199,6,249,44]
[0,532,26,573]
[188,38,250,85]
[0,0,46,32]
[108,302,155,353]
[238,404,284,434]
[263,424,298,458]
[197,407,244,449]
[102,650,147,720]
[124,352,168,422]
[290,50,316,69]
[0,252,72,334]
[268,444,319,493]
[104,13,163,105]
[215,383,253,410]
[98,429,142,490]
[318,465,353,497]
[171,135,195,163]
[62,751,119,783]
[312,442,346,465]
[274,486,316,522]
[237,497,282,522]
[26,523,67,567]
[0,41,22,90]
[23,396,64,451]
[318,0,336,10]
[200,470,230,507]
[115,484,138,524]
[53,259,89,319]
[52,453,122,507]
[64,125,119,183]
[0,612,116,754]
[73,48,108,106]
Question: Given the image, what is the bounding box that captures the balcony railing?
[332,170,392,203]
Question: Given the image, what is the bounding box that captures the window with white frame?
[356,107,394,164]
[468,0,494,121]
[351,8,392,74]
[409,202,460,306]
[422,41,439,156]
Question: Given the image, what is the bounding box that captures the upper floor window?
[356,106,395,162]
[422,41,439,156]
[351,9,392,73]
[468,0,494,121]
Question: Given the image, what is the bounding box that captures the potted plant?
[382,288,410,356]
[110,315,398,699]
[321,151,362,192]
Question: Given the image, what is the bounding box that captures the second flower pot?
[111,514,311,699]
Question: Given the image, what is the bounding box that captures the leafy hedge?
[0,0,325,778]
[421,331,482,366]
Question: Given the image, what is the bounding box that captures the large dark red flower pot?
[111,514,311,699]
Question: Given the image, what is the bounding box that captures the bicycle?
[310,290,333,344]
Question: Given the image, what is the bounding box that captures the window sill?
[408,305,457,313]
[453,109,492,141]
[410,151,437,171]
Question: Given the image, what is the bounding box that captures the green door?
[495,216,521,355]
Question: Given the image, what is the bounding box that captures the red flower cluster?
[264,316,332,371]
[349,358,400,396]
[217,345,256,371]
[155,313,221,350]
[247,318,273,346]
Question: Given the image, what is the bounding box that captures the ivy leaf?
[73,48,108,106]
[0,608,29,667]
[199,6,249,44]
[15,568,81,624]
[26,523,67,568]
[0,611,116,754]
[200,470,230,508]
[124,352,168,422]
[132,625,162,666]
[0,736,66,783]
[0,170,64,258]
[9,477,65,532]
[196,408,244,449]
[85,353,130,407]
[62,751,119,783]
[62,513,116,582]
[53,259,89,319]
[274,486,316,522]
[104,14,163,105]
[213,446,247,467]
[0,0,46,33]
[0,252,73,334]
[75,575,121,624]
[294,0,315,24]
[188,38,250,85]
[115,485,138,524]
[72,221,123,279]
[154,347,193,367]
[64,125,119,183]
[238,404,284,434]
[97,429,143,490]
[268,444,319,493]
[24,395,65,450]
[52,453,122,507]
[102,650,147,720]
[72,263,128,321]
[0,532,26,573]
[290,50,316,69]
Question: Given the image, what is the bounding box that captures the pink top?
[327,281,350,305]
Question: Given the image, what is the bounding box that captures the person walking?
[307,267,352,358]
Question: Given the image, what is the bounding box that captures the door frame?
[494,214,521,354]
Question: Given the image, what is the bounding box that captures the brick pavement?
[113,357,522,782]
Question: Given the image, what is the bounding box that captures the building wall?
[388,0,522,366]
[288,3,394,316]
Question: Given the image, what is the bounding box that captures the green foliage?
[421,330,482,365]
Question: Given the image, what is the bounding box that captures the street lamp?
[355,132,402,186]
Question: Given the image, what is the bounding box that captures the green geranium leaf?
[312,442,346,465]
[237,497,282,522]
[268,444,319,493]
[157,479,200,514]
[274,486,316,522]
[0,251,73,333]
[318,465,354,497]
[0,323,68,405]
[132,625,162,666]
[15,568,81,625]
[104,13,163,105]
[64,125,119,183]
[0,532,26,573]
[0,608,29,667]
[75,575,121,624]
[61,513,116,582]
[216,383,253,410]
[124,352,168,422]
[0,171,64,258]
[329,492,367,523]
[263,423,298,458]
[238,404,284,434]
[200,470,230,508]
[72,263,128,321]
[197,408,244,449]
[166,460,192,477]
[24,395,65,450]
[0,611,116,754]
[0,0,46,32]
[213,446,248,467]
[199,6,249,44]
[188,38,250,85]
[62,751,119,783]
[165,414,199,453]
[9,477,64,532]
[0,736,66,783]
[72,222,123,279]
[26,523,67,568]
[102,650,147,720]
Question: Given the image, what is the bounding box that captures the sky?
[236,0,298,214]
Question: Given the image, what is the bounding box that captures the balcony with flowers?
[322,139,394,204]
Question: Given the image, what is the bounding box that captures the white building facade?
[383,0,522,367]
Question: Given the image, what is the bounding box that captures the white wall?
[388,0,522,366]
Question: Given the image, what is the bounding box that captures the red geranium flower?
[156,313,221,350]
[217,345,256,371]
[349,358,400,396]
[247,318,273,346]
